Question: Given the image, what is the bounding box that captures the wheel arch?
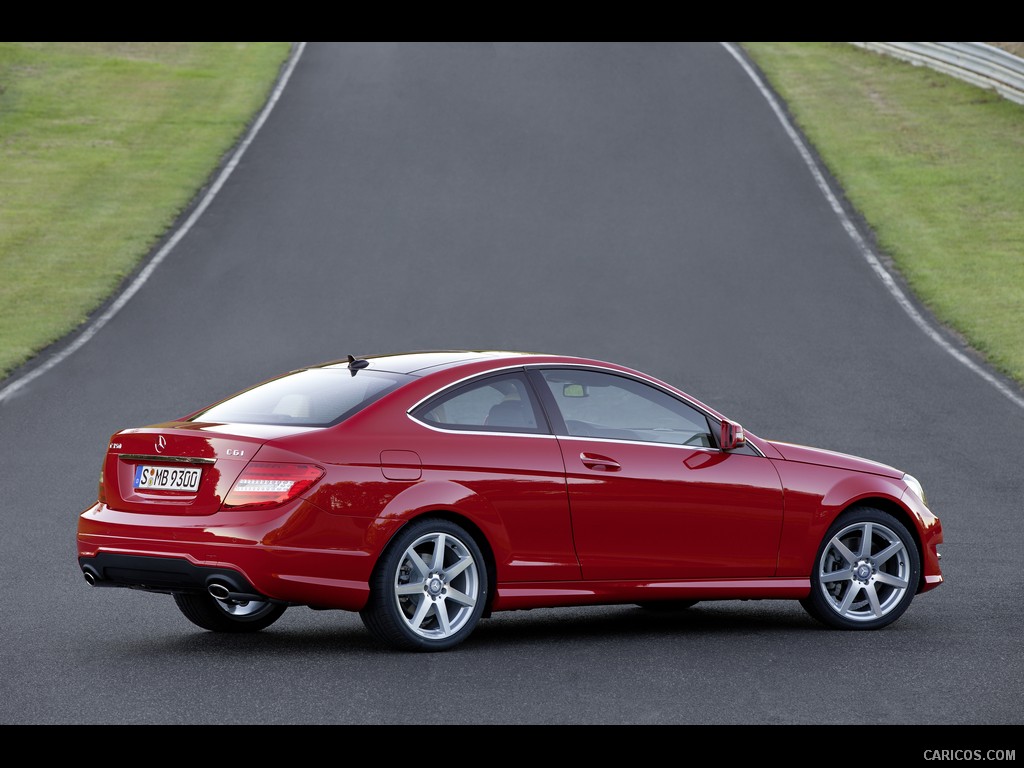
[833,496,926,592]
[374,487,505,618]
[414,508,498,617]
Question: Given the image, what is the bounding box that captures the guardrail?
[849,42,1024,105]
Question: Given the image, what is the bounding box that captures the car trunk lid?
[102,421,319,515]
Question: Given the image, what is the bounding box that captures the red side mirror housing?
[721,419,745,451]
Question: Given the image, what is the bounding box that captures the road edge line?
[0,42,308,405]
[721,41,1024,412]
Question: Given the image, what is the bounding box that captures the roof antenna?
[347,354,369,375]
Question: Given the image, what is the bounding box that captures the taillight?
[97,460,107,505]
[221,462,324,511]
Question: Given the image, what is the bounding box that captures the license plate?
[134,465,202,492]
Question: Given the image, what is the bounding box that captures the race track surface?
[1,42,1021,727]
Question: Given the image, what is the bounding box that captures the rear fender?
[370,479,507,560]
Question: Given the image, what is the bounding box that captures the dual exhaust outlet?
[207,581,265,603]
[81,567,264,603]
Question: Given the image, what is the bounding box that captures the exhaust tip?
[83,569,98,586]
[208,582,231,601]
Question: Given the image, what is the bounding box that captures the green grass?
[0,42,291,379]
[3,43,1023,389]
[742,42,1024,386]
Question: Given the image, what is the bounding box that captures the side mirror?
[720,419,745,451]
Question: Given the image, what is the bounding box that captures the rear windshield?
[191,369,409,427]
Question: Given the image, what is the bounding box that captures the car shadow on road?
[96,597,945,662]
[109,600,834,657]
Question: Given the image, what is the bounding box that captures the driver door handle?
[580,452,621,471]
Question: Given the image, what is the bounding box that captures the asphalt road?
[1,42,1022,729]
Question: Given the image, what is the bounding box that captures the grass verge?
[742,42,1024,387]
[0,42,292,380]
[3,43,1022,390]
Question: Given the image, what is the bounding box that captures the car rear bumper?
[77,501,405,612]
[79,552,273,601]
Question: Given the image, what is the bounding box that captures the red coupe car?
[77,350,943,651]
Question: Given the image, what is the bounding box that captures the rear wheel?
[173,592,286,633]
[361,518,488,652]
[801,507,920,630]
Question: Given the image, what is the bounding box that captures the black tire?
[360,517,488,652]
[636,600,700,611]
[173,592,286,633]
[800,506,920,630]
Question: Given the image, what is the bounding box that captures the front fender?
[775,462,920,577]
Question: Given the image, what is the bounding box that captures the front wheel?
[801,507,920,630]
[361,518,488,652]
[173,592,287,633]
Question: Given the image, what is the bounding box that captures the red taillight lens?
[222,462,324,511]
[98,462,107,505]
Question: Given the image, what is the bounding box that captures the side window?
[412,372,547,434]
[537,369,715,447]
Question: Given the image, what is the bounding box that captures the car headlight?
[903,473,927,506]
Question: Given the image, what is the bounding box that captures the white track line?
[6,43,1021,413]
[0,42,308,405]
[721,42,1024,411]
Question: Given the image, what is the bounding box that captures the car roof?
[304,349,731,430]
[314,350,559,376]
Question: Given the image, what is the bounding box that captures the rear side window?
[191,369,409,427]
[412,372,548,434]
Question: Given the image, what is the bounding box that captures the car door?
[408,369,580,582]
[530,367,785,581]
